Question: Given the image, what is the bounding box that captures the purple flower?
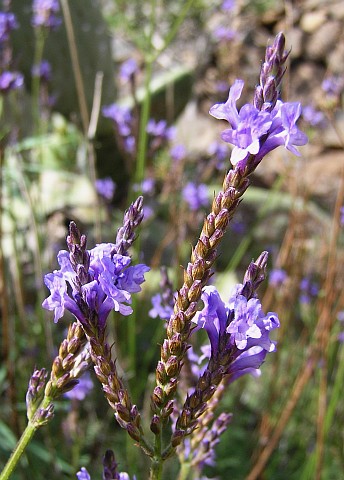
[42,243,149,330]
[221,0,235,11]
[0,71,24,93]
[32,0,61,29]
[170,144,187,162]
[119,58,138,82]
[182,182,209,211]
[0,12,18,42]
[64,373,93,401]
[76,468,91,480]
[269,268,287,287]
[95,177,116,201]
[213,26,236,42]
[149,293,173,320]
[337,311,344,322]
[146,119,175,141]
[302,104,326,127]
[192,285,279,380]
[102,103,133,137]
[209,79,307,167]
[322,76,344,98]
[299,277,319,304]
[31,60,52,82]
[340,206,344,226]
[133,178,155,195]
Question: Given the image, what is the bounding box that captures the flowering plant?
[0,32,308,480]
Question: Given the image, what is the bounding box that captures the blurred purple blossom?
[170,144,187,162]
[0,71,23,93]
[146,119,175,141]
[221,0,235,11]
[42,243,149,329]
[102,103,133,136]
[213,26,236,42]
[149,293,173,320]
[302,104,326,127]
[322,76,344,98]
[299,277,319,304]
[208,141,229,169]
[32,60,52,82]
[340,206,344,226]
[337,311,344,322]
[216,80,230,93]
[0,12,18,42]
[269,268,287,287]
[64,373,93,401]
[95,177,116,201]
[76,468,91,480]
[32,0,61,29]
[210,79,307,167]
[142,205,153,222]
[133,178,155,195]
[119,58,138,82]
[182,182,209,211]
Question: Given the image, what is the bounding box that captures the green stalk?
[0,423,37,480]
[0,396,51,480]
[32,29,46,134]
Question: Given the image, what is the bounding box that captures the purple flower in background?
[32,60,52,82]
[95,177,116,201]
[221,0,235,11]
[208,141,229,169]
[133,178,155,195]
[213,26,236,42]
[119,58,138,82]
[269,268,287,287]
[0,12,18,42]
[192,285,279,381]
[340,206,344,226]
[76,468,91,480]
[0,71,23,93]
[170,144,187,162]
[302,104,326,128]
[32,0,61,29]
[149,293,173,321]
[299,277,319,304]
[146,119,175,141]
[64,373,93,401]
[322,76,344,98]
[210,79,307,167]
[42,242,149,329]
[102,103,133,137]
[216,80,230,93]
[182,182,209,211]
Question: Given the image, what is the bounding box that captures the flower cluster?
[102,103,136,154]
[192,285,279,381]
[182,182,209,211]
[32,0,61,29]
[0,12,18,42]
[210,78,307,168]
[42,239,149,331]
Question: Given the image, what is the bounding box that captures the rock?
[300,10,327,33]
[305,20,341,60]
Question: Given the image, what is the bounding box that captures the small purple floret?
[0,12,18,42]
[209,79,307,167]
[32,0,61,29]
[95,177,116,201]
[0,71,24,93]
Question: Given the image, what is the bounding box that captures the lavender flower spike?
[210,33,307,169]
[42,221,149,330]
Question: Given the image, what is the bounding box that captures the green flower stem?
[32,29,46,134]
[0,396,52,480]
[177,461,192,480]
[0,422,37,480]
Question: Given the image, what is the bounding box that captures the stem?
[0,422,37,480]
[177,461,191,480]
[149,457,163,480]
[32,29,46,133]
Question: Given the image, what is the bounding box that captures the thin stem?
[32,30,46,133]
[0,422,37,480]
